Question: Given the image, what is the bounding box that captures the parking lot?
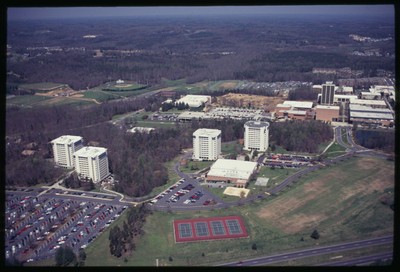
[263,154,314,168]
[149,178,219,208]
[5,190,127,263]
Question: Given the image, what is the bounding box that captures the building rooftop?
[283,100,313,109]
[351,99,387,106]
[193,128,221,137]
[315,105,340,110]
[73,146,107,158]
[350,111,393,120]
[245,121,269,128]
[285,110,307,115]
[207,159,257,180]
[176,95,211,107]
[127,127,155,133]
[51,135,82,145]
[178,111,206,120]
[349,104,392,113]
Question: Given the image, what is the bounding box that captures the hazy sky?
[8,5,394,21]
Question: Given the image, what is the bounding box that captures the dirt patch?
[218,82,238,89]
[71,94,84,98]
[215,93,284,111]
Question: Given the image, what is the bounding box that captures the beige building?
[315,105,340,122]
[51,135,84,168]
[73,146,110,183]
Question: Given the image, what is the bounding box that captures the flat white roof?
[350,112,393,120]
[127,127,155,133]
[315,105,340,110]
[208,159,257,180]
[337,86,353,92]
[349,104,392,113]
[176,95,211,107]
[283,100,313,109]
[245,121,269,128]
[193,128,221,137]
[351,99,387,106]
[73,146,107,158]
[51,135,82,144]
[286,110,307,115]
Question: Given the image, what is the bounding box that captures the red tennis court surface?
[173,215,248,243]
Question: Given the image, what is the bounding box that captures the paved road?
[219,235,393,266]
[317,252,393,266]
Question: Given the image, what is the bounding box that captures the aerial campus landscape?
[4,5,396,267]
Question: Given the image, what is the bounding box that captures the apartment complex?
[51,135,84,168]
[192,128,221,161]
[73,146,110,183]
[244,121,270,152]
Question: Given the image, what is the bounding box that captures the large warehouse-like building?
[244,121,269,152]
[51,135,84,168]
[176,95,211,108]
[206,159,258,187]
[73,146,110,183]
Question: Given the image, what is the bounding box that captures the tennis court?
[173,216,248,243]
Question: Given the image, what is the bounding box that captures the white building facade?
[244,121,269,152]
[73,146,110,183]
[193,128,221,161]
[51,135,84,168]
[321,81,336,105]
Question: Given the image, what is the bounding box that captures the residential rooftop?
[73,146,107,158]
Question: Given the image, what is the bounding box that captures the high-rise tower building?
[192,128,221,161]
[321,81,336,105]
[244,121,269,152]
[51,135,84,168]
[73,146,109,183]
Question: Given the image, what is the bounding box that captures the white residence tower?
[51,135,84,168]
[244,121,270,152]
[73,146,110,183]
[192,128,221,161]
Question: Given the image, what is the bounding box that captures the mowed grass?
[324,142,347,158]
[18,82,65,90]
[6,95,52,107]
[84,156,394,266]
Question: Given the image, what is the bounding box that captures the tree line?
[108,204,149,258]
[269,120,333,153]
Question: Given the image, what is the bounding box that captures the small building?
[127,127,155,134]
[206,159,257,187]
[116,79,124,84]
[315,105,340,122]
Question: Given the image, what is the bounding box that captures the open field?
[6,95,52,107]
[323,142,347,158]
[257,166,301,189]
[84,156,393,266]
[180,160,213,174]
[18,82,66,91]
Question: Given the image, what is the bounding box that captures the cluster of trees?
[161,101,189,112]
[63,172,95,191]
[108,204,149,258]
[288,87,320,101]
[54,246,86,266]
[7,16,394,90]
[354,130,394,153]
[270,120,333,153]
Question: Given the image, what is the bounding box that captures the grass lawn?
[324,142,347,158]
[180,160,213,174]
[257,166,301,189]
[82,91,117,102]
[6,95,52,107]
[135,120,176,128]
[340,127,350,146]
[19,82,65,90]
[84,156,394,266]
[221,141,243,156]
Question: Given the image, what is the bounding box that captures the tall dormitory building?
[192,128,221,161]
[243,121,270,152]
[51,135,84,168]
[73,146,110,183]
[321,81,336,105]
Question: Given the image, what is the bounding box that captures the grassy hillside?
[83,156,393,266]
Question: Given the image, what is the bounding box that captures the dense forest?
[7,14,394,90]
[269,120,333,153]
[354,129,395,153]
